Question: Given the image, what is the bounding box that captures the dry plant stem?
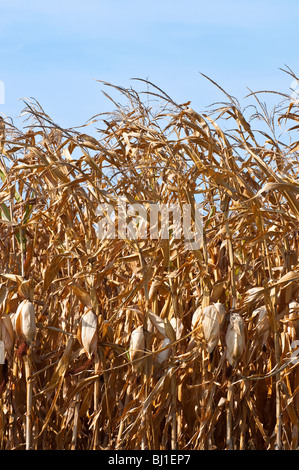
[137,247,151,450]
[200,349,208,421]
[170,369,177,450]
[274,331,282,450]
[240,400,247,450]
[266,293,282,450]
[19,226,24,277]
[10,199,15,269]
[169,277,178,450]
[198,354,226,444]
[294,369,299,449]
[226,377,234,450]
[99,347,112,442]
[8,359,18,449]
[223,198,236,309]
[93,353,100,450]
[24,353,33,450]
[71,393,80,450]
[0,396,3,447]
[116,383,132,449]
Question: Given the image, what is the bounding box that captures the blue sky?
[1,0,299,132]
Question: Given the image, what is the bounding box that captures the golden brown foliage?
[0,73,299,449]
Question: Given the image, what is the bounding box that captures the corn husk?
[191,306,202,331]
[170,316,184,339]
[77,308,98,359]
[154,317,183,366]
[9,312,16,332]
[287,301,299,341]
[0,314,14,355]
[254,305,269,346]
[129,325,145,372]
[202,303,226,354]
[7,293,19,314]
[156,337,171,365]
[17,280,34,302]
[148,310,168,340]
[225,313,245,366]
[15,299,36,345]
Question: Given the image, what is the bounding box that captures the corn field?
[0,72,299,450]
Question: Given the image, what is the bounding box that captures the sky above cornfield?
[1,0,299,131]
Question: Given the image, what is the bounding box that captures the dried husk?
[288,301,299,341]
[254,305,269,346]
[225,313,246,366]
[0,314,14,355]
[15,299,36,345]
[78,308,98,359]
[7,293,19,314]
[156,337,171,365]
[17,280,34,302]
[170,316,184,339]
[129,325,145,372]
[202,303,226,353]
[191,306,202,331]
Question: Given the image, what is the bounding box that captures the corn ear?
[254,305,269,346]
[191,306,202,331]
[225,313,245,366]
[129,325,145,372]
[202,303,226,354]
[170,316,183,339]
[156,337,171,365]
[78,308,98,359]
[15,299,36,346]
